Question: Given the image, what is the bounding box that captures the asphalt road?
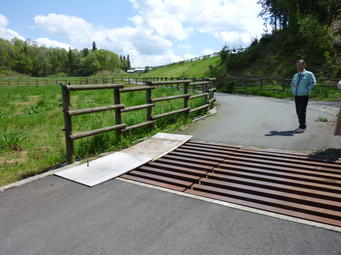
[1,176,340,255]
[1,94,341,255]
[181,93,341,152]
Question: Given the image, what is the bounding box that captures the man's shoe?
[295,128,305,133]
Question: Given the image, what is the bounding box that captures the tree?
[81,48,89,57]
[0,37,127,76]
[258,0,339,31]
[0,38,13,70]
[122,55,128,71]
[12,39,33,74]
[127,55,131,70]
[80,52,100,75]
[93,49,120,72]
[92,41,97,51]
[67,48,81,75]
[32,47,52,76]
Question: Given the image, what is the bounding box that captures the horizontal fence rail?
[61,78,216,163]
[0,76,217,86]
[217,77,340,98]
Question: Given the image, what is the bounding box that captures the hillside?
[211,1,341,78]
[142,56,220,78]
[142,21,340,80]
[210,27,340,79]
[145,1,340,79]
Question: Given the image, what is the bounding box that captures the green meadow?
[0,84,206,186]
[142,56,220,78]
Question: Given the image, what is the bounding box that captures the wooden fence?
[0,77,121,86]
[0,76,211,86]
[61,79,216,163]
[218,77,340,97]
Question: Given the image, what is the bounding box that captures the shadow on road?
[308,148,341,162]
[264,130,295,136]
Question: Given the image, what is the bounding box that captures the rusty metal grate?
[121,141,341,227]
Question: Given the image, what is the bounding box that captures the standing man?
[334,80,341,136]
[291,59,317,133]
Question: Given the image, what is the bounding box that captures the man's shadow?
[265,130,295,136]
[309,148,341,162]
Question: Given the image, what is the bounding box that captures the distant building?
[134,68,146,73]
[126,67,151,74]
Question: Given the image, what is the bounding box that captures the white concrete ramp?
[55,133,192,186]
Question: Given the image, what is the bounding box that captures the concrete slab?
[124,133,192,160]
[55,152,152,187]
[54,133,192,186]
[152,133,192,141]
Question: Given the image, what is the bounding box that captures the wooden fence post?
[259,78,263,91]
[200,83,208,114]
[206,79,213,110]
[113,87,122,138]
[146,82,153,122]
[61,84,74,163]
[192,78,196,92]
[184,82,189,117]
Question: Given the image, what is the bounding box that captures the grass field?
[142,56,220,78]
[0,84,206,186]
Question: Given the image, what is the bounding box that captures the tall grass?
[0,84,206,186]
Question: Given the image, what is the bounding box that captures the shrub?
[0,131,26,151]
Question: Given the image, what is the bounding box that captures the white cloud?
[34,14,93,46]
[214,31,255,47]
[31,0,265,66]
[0,14,25,40]
[0,14,9,27]
[128,0,264,46]
[183,53,197,59]
[129,0,140,9]
[178,44,191,49]
[35,37,72,50]
[202,48,215,55]
[0,14,74,51]
[33,13,175,66]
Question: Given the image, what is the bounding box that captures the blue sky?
[0,0,265,67]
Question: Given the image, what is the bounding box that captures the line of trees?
[120,55,131,72]
[211,0,340,77]
[258,0,340,31]
[0,39,129,76]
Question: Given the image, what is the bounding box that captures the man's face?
[296,63,305,72]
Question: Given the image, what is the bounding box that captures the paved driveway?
[1,93,340,255]
[1,176,340,255]
[181,93,341,153]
